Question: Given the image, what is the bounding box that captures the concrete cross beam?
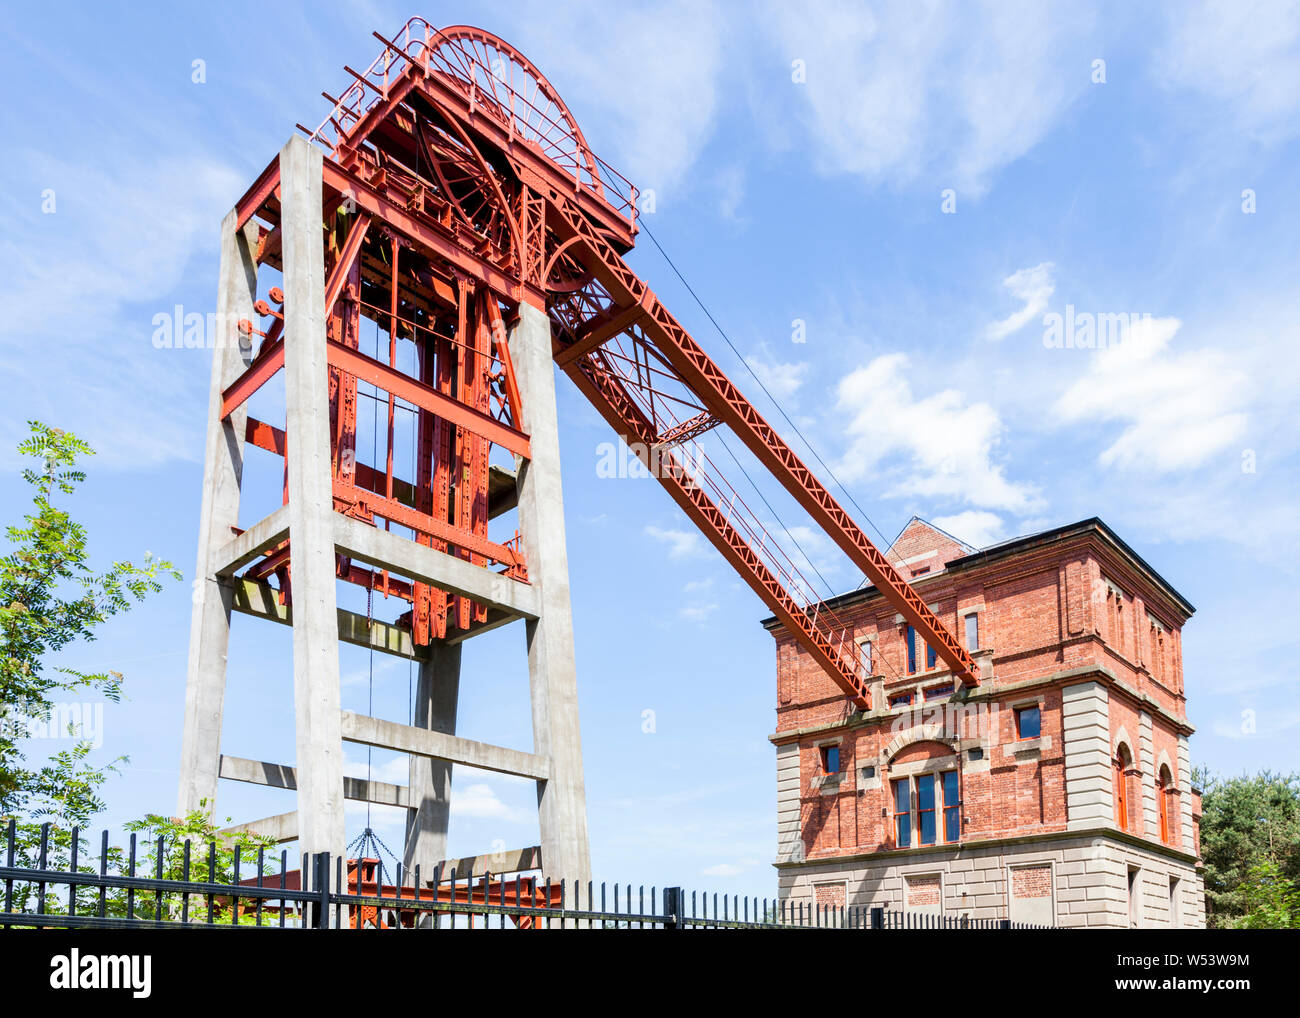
[222,811,299,844]
[212,506,290,578]
[426,845,543,881]
[218,754,411,807]
[340,711,549,781]
[229,577,427,661]
[332,513,540,619]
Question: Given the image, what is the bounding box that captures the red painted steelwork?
[229,18,973,693]
[238,859,557,929]
[542,189,977,689]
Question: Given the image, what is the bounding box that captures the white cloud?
[1054,316,1248,473]
[512,1,725,194]
[1156,0,1300,142]
[783,524,844,582]
[0,153,242,468]
[761,0,1095,194]
[343,754,408,785]
[680,602,719,622]
[984,262,1055,341]
[702,857,761,877]
[930,510,1006,549]
[451,782,525,822]
[744,353,808,400]
[835,353,1041,512]
[644,525,706,559]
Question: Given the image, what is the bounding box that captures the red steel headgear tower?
[178,19,977,887]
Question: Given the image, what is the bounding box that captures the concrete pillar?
[1061,681,1111,830]
[508,302,591,885]
[177,209,258,816]
[1177,734,1194,852]
[404,642,461,875]
[1138,711,1157,837]
[280,135,346,864]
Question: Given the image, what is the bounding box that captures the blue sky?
[2,1,1298,896]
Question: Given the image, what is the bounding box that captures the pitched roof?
[759,516,1194,629]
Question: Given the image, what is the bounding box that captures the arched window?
[1157,765,1174,845]
[1114,744,1133,831]
[888,743,961,848]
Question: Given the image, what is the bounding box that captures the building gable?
[885,517,977,580]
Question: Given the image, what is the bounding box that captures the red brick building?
[765,517,1205,927]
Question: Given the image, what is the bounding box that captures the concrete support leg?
[280,135,346,864]
[177,209,258,816]
[404,642,461,876]
[508,302,591,886]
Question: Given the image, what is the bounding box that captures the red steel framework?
[224,18,977,710]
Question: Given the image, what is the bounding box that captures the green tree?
[1195,769,1300,928]
[121,809,283,924]
[0,423,280,924]
[1232,859,1300,929]
[7,808,281,925]
[1,421,180,822]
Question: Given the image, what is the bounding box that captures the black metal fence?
[1,821,1052,930]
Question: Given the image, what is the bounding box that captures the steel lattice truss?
[224,17,977,707]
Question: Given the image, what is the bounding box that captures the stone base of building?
[776,829,1205,928]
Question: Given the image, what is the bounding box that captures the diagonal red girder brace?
[567,349,870,709]
[543,188,978,688]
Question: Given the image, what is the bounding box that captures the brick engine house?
[765,517,1205,927]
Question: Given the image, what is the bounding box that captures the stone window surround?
[881,721,989,776]
[887,750,960,781]
[1113,728,1137,771]
[1126,863,1143,927]
[885,744,963,849]
[1154,748,1176,787]
[811,735,845,795]
[855,633,875,676]
[962,606,983,652]
[1153,748,1181,847]
[1113,730,1141,835]
[1004,693,1051,759]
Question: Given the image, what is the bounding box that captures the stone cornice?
[775,824,1201,870]
[769,663,1194,745]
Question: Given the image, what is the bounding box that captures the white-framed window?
[891,770,960,847]
[858,637,874,675]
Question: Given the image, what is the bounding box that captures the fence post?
[870,906,884,930]
[1000,918,1011,930]
[310,851,331,929]
[662,886,682,930]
